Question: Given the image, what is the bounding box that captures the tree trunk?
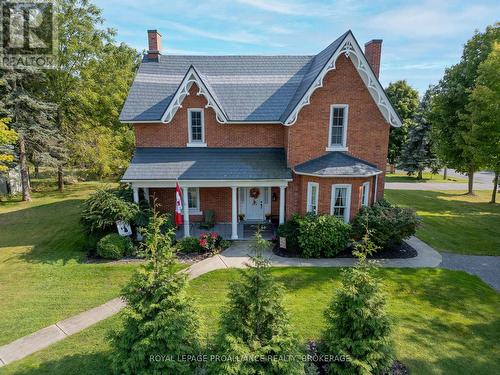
[443,167,447,180]
[390,164,396,174]
[467,166,474,195]
[491,170,499,204]
[19,136,31,202]
[34,164,40,179]
[57,165,64,192]
[417,170,423,180]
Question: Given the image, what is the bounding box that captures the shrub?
[199,232,222,252]
[81,188,139,234]
[97,233,133,260]
[277,214,301,252]
[110,211,202,374]
[210,231,304,374]
[176,236,202,253]
[297,214,351,258]
[351,199,420,249]
[220,239,232,250]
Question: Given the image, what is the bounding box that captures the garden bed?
[273,240,417,259]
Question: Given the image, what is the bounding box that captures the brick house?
[120,30,402,239]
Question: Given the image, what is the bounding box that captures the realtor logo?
[1,0,57,68]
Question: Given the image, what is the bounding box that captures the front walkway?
[0,236,470,367]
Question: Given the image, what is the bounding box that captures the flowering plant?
[199,232,222,252]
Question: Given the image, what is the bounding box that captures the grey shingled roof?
[294,152,381,177]
[120,32,350,122]
[122,148,292,181]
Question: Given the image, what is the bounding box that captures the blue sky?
[94,0,499,94]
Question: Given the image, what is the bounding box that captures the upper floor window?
[306,182,319,214]
[331,184,351,223]
[188,109,206,147]
[327,104,348,151]
[361,182,370,207]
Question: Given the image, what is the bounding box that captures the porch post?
[182,187,190,237]
[231,186,238,240]
[279,186,285,224]
[143,188,150,204]
[132,186,139,203]
[374,174,379,204]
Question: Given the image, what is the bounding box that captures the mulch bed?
[176,250,219,265]
[273,241,417,260]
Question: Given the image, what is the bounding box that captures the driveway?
[440,252,500,292]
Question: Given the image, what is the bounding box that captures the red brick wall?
[134,85,284,148]
[149,187,231,223]
[285,174,375,221]
[285,55,389,200]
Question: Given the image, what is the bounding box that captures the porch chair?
[199,209,215,229]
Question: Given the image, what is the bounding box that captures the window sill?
[326,146,348,152]
[187,142,207,147]
[188,210,203,216]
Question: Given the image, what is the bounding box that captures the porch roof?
[122,147,292,181]
[294,151,381,177]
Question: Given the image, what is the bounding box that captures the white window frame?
[361,181,370,207]
[330,184,352,222]
[187,187,202,215]
[187,108,206,147]
[326,104,349,151]
[306,182,319,214]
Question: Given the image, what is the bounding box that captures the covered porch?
[122,147,292,240]
[175,222,277,240]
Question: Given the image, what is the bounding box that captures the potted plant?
[265,212,272,222]
[238,213,245,221]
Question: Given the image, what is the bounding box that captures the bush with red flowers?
[199,232,223,252]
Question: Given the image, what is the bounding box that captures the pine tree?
[321,226,393,374]
[210,230,305,374]
[110,211,201,375]
[399,87,440,179]
[0,67,62,201]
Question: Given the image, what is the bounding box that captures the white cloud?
[367,2,498,38]
[236,0,357,17]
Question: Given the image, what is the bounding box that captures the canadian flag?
[175,182,183,226]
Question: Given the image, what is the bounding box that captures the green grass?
[386,190,499,255]
[385,172,467,183]
[2,268,498,375]
[0,181,139,345]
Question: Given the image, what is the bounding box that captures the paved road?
[387,169,496,191]
[440,252,500,292]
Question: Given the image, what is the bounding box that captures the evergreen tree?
[321,226,393,374]
[110,211,201,374]
[399,87,440,179]
[431,23,500,194]
[210,230,305,374]
[0,67,62,201]
[465,43,500,203]
[385,80,419,172]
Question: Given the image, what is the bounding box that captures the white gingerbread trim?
[284,32,402,128]
[160,66,228,124]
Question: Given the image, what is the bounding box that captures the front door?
[246,187,265,221]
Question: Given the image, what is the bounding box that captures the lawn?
[1,268,498,375]
[0,181,139,345]
[386,189,499,255]
[385,172,467,183]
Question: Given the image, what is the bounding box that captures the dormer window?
[327,104,348,151]
[187,108,206,147]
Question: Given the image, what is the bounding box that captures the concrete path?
[440,252,500,292]
[0,236,459,367]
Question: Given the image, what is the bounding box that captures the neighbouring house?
[120,29,402,239]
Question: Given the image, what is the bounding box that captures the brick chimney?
[364,39,382,78]
[147,30,162,60]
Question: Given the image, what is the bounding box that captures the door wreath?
[249,187,260,205]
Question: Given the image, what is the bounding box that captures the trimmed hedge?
[278,214,351,258]
[97,233,134,260]
[351,199,420,249]
[176,236,202,253]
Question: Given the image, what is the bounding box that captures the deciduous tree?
[0,118,17,173]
